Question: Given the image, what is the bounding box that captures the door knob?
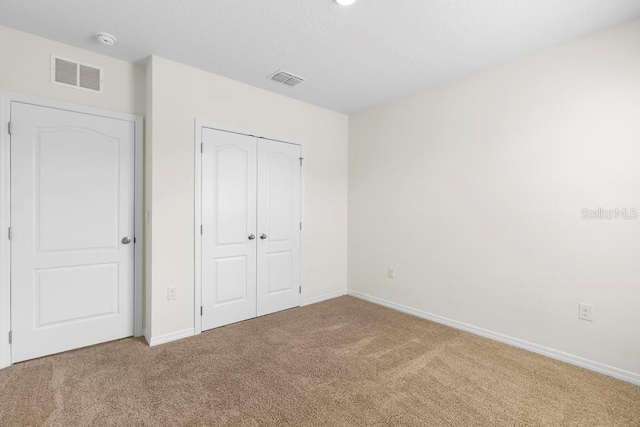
[248,234,256,240]
[122,237,132,245]
[260,233,268,240]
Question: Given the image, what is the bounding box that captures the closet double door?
[201,128,301,331]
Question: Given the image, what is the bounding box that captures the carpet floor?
[0,296,638,426]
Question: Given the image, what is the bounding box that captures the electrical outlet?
[168,287,178,301]
[387,267,395,279]
[578,303,592,322]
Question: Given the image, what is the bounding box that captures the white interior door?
[201,129,257,331]
[257,139,301,316]
[10,102,135,363]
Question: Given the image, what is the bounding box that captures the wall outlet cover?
[578,303,593,322]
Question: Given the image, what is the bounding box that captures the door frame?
[193,120,305,335]
[0,91,144,369]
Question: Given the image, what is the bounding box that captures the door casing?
[0,92,144,369]
[194,120,305,336]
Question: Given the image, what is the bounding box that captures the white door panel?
[36,128,120,252]
[36,263,119,326]
[257,140,301,316]
[11,102,135,362]
[201,128,257,330]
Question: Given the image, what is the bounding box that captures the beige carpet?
[0,296,638,426]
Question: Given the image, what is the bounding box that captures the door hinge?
[8,331,11,344]
[300,222,302,230]
[7,227,12,241]
[200,306,203,316]
[299,286,302,294]
[200,225,203,235]
[299,157,303,166]
[8,122,12,135]
[201,143,204,153]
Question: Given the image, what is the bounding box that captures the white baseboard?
[147,328,195,347]
[347,290,640,386]
[146,291,347,347]
[143,329,151,346]
[303,289,347,306]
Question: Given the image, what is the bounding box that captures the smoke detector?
[268,70,305,87]
[95,32,117,46]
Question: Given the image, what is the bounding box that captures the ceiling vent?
[268,70,305,87]
[51,55,103,93]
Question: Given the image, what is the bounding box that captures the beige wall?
[148,56,348,337]
[348,20,640,375]
[0,25,144,116]
[143,58,154,339]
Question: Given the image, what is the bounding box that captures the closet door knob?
[248,234,256,240]
[260,234,268,240]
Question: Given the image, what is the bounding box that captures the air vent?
[51,55,103,93]
[268,70,305,87]
[54,58,78,86]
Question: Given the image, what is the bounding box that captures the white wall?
[349,20,640,375]
[147,56,348,338]
[0,25,145,115]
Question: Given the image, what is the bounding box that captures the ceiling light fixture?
[95,32,117,46]
[334,0,356,6]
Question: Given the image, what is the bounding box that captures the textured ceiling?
[1,0,640,113]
